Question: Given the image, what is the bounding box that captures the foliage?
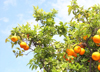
[5,0,100,72]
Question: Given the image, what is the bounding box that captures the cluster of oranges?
[82,29,100,71]
[91,29,100,71]
[11,36,29,50]
[63,42,86,63]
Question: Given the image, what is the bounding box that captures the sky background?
[0,0,100,72]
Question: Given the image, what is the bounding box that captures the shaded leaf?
[13,50,15,53]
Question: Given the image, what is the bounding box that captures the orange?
[79,48,85,55]
[74,46,81,53]
[83,35,88,40]
[92,52,100,61]
[98,64,100,71]
[66,49,74,56]
[73,52,77,57]
[98,60,100,63]
[96,43,100,47]
[93,35,100,43]
[11,36,18,42]
[97,29,100,34]
[24,45,29,50]
[79,42,85,48]
[20,42,27,48]
[71,57,73,60]
[65,58,69,61]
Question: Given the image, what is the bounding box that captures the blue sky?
[0,0,100,72]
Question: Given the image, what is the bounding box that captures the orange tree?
[5,0,100,72]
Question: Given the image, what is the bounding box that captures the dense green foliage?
[5,0,100,72]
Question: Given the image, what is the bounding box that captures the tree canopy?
[5,0,100,72]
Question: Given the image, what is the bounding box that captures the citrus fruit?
[66,49,74,56]
[74,46,81,53]
[97,29,100,34]
[83,35,88,40]
[24,45,29,50]
[20,42,27,48]
[92,52,100,61]
[11,36,18,42]
[98,64,100,71]
[79,48,85,55]
[73,52,77,57]
[93,35,100,43]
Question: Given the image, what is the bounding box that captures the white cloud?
[77,0,100,9]
[0,17,9,22]
[51,0,100,23]
[17,14,24,21]
[3,0,16,10]
[4,0,16,6]
[39,0,46,4]
[51,0,72,22]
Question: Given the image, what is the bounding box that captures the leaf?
[13,50,15,53]
[16,47,20,50]
[20,54,23,56]
[19,51,21,56]
[12,43,14,48]
[78,14,81,18]
[22,50,25,52]
[5,38,8,43]
[68,6,72,15]
[32,65,34,70]
[35,66,38,70]
[16,54,18,58]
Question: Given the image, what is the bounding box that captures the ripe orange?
[79,42,85,48]
[93,35,100,43]
[79,48,85,55]
[71,57,73,60]
[83,35,88,40]
[65,58,69,61]
[92,52,100,61]
[74,46,81,53]
[73,52,77,57]
[11,36,18,42]
[24,45,29,50]
[66,49,74,56]
[98,64,100,71]
[98,60,100,63]
[20,42,27,48]
[96,43,100,47]
[97,29,100,34]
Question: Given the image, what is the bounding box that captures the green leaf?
[32,65,34,70]
[11,43,14,48]
[22,50,25,52]
[35,66,38,70]
[16,54,18,58]
[16,47,20,50]
[5,38,8,43]
[13,50,15,53]
[68,6,72,15]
